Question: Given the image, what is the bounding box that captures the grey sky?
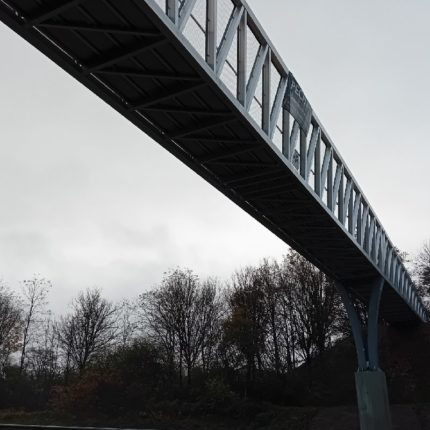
[0,0,429,312]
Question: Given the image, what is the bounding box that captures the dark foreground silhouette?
[1,324,430,430]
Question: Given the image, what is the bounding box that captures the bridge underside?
[0,0,419,322]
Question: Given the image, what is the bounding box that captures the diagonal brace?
[335,277,385,371]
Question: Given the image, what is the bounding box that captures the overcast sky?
[0,0,429,313]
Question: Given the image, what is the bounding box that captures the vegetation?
[0,245,428,426]
[414,241,430,309]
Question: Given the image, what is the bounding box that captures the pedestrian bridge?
[0,0,427,324]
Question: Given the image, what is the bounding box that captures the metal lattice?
[0,0,426,322]
[144,0,428,322]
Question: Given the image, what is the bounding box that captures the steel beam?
[216,6,244,76]
[38,22,161,36]
[337,277,392,430]
[305,126,320,181]
[242,181,291,198]
[326,150,334,210]
[245,44,269,111]
[314,129,321,195]
[282,109,290,159]
[289,120,300,161]
[367,278,385,370]
[320,146,332,195]
[205,160,276,167]
[28,0,88,26]
[224,168,283,185]
[332,164,344,212]
[177,0,198,32]
[262,49,271,134]
[85,39,166,74]
[130,82,206,110]
[335,277,385,370]
[0,0,426,325]
[232,172,286,188]
[170,117,237,139]
[96,68,200,81]
[342,178,353,224]
[205,0,217,71]
[237,10,247,106]
[201,144,261,163]
[167,0,178,24]
[338,172,345,222]
[143,106,230,116]
[268,76,287,139]
[352,192,362,236]
[361,205,370,249]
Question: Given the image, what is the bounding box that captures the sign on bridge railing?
[283,73,313,136]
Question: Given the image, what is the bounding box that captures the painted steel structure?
[0,425,146,430]
[0,0,427,324]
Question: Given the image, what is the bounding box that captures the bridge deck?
[0,0,426,323]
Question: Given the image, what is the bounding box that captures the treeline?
[0,246,429,418]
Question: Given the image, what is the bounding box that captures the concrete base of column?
[355,370,392,430]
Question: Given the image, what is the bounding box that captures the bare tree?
[58,288,118,373]
[277,257,299,371]
[140,277,180,379]
[223,253,341,376]
[117,299,139,348]
[257,259,283,374]
[57,315,74,382]
[177,272,217,383]
[285,251,340,365]
[224,267,267,383]
[19,276,51,372]
[141,269,223,385]
[26,313,60,384]
[414,241,430,308]
[0,284,22,373]
[199,278,224,373]
[223,255,337,378]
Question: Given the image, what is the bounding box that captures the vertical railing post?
[338,171,344,221]
[326,150,333,209]
[167,0,178,24]
[262,49,271,134]
[299,129,307,178]
[282,109,290,159]
[237,10,247,106]
[357,203,363,244]
[314,129,321,195]
[206,0,217,71]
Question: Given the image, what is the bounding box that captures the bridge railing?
[149,0,427,321]
[0,425,150,430]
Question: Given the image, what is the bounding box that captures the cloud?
[0,0,428,315]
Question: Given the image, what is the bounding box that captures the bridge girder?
[0,0,426,324]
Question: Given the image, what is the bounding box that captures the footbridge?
[0,1,427,426]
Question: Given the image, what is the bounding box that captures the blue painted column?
[335,278,392,430]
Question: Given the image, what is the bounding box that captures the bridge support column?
[335,278,392,430]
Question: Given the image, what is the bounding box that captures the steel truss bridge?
[0,0,427,327]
